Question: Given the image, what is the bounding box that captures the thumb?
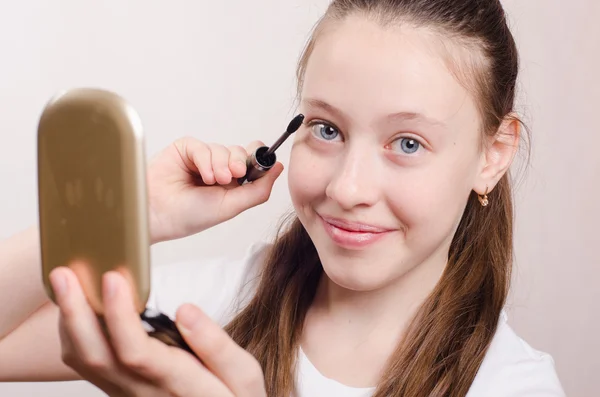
[226,162,284,213]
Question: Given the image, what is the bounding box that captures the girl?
[0,0,565,396]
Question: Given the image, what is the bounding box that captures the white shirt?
[147,242,566,397]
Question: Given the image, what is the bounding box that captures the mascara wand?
[237,114,305,185]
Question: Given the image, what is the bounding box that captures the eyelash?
[306,119,342,142]
[305,119,426,155]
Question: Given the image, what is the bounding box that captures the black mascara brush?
[237,114,305,185]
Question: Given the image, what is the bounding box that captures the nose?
[325,144,382,210]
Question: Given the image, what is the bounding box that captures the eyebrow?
[302,98,448,128]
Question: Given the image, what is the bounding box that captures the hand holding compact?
[50,267,267,397]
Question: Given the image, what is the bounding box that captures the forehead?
[301,15,481,132]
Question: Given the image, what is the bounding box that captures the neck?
[310,246,449,345]
[300,243,451,388]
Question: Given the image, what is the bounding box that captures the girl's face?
[288,16,493,292]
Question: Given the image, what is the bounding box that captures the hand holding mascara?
[237,114,305,185]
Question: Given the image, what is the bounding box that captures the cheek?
[386,158,477,239]
[287,145,330,209]
[385,181,436,235]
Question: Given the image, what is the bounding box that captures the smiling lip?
[318,215,395,249]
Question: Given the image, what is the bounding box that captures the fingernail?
[50,269,68,297]
[103,272,118,299]
[236,160,246,168]
[177,304,202,335]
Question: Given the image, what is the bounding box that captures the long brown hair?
[225,1,522,395]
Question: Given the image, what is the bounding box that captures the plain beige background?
[0,1,597,396]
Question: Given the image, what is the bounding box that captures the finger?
[175,304,267,397]
[226,161,284,213]
[56,312,123,395]
[102,272,233,396]
[227,140,267,182]
[102,271,173,376]
[57,318,128,397]
[49,267,118,381]
[245,140,265,154]
[227,145,249,178]
[207,143,233,185]
[176,137,216,185]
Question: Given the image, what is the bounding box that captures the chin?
[319,253,398,292]
[309,227,409,292]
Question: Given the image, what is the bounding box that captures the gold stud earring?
[478,186,489,207]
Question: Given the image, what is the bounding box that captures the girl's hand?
[147,138,284,244]
[49,267,266,397]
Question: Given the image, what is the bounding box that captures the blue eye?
[311,123,340,141]
[392,137,420,154]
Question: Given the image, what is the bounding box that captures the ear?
[473,115,521,195]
